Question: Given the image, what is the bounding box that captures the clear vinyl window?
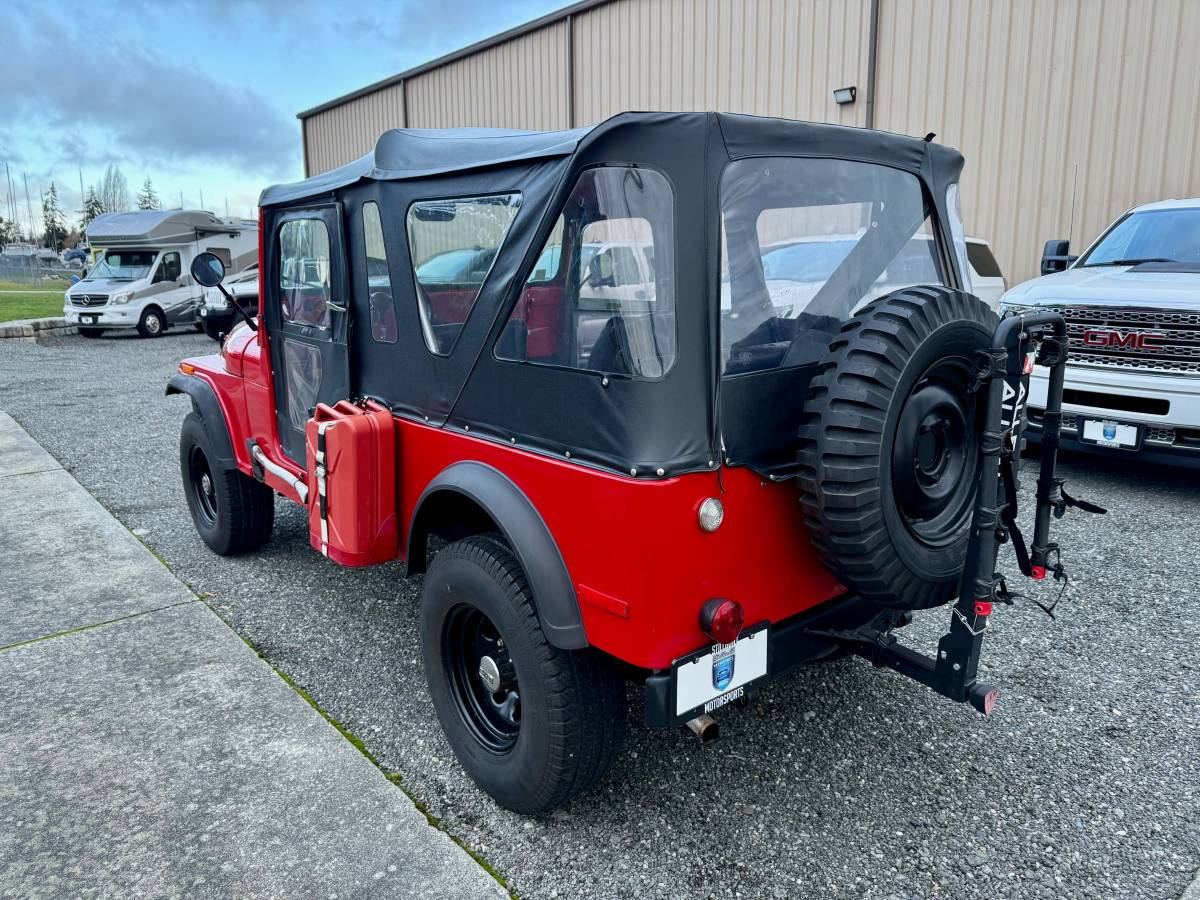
[406,193,522,356]
[361,201,396,344]
[278,218,332,329]
[496,166,676,378]
[720,157,945,376]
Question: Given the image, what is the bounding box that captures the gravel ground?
[2,329,1198,899]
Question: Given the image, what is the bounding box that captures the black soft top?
[261,112,963,207]
[260,112,967,478]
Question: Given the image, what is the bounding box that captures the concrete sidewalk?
[0,412,506,898]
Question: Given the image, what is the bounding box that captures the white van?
[64,210,257,338]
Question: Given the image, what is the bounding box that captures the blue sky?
[2,0,569,233]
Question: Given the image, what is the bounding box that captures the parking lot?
[2,329,1198,899]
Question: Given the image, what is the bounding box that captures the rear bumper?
[643,593,883,727]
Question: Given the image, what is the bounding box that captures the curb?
[0,317,74,341]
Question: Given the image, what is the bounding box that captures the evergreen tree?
[42,182,67,251]
[0,217,14,246]
[82,185,105,228]
[136,176,161,210]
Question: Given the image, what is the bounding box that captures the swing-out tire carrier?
[813,312,1070,716]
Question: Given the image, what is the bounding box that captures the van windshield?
[87,249,158,281]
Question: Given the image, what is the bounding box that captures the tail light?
[700,598,744,645]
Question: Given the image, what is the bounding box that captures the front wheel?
[179,412,274,555]
[137,306,166,338]
[420,535,625,814]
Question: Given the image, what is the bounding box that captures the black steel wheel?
[420,535,625,814]
[797,286,998,610]
[442,603,522,752]
[179,411,274,555]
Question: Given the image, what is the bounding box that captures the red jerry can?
[304,400,399,566]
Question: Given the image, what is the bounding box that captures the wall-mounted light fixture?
[833,86,857,105]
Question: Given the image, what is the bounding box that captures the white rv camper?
[65,210,257,337]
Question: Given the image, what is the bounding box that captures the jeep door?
[267,204,351,463]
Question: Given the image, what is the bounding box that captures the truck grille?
[1041,306,1200,374]
[71,294,108,308]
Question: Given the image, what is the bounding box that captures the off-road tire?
[78,327,104,338]
[420,534,625,814]
[797,286,997,610]
[179,412,274,555]
[137,306,166,338]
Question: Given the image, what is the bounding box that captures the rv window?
[154,251,181,283]
[278,218,332,329]
[496,167,676,378]
[361,201,396,344]
[205,247,233,272]
[406,193,521,356]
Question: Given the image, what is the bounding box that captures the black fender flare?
[165,372,236,468]
[408,461,586,650]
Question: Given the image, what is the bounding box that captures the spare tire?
[797,286,998,610]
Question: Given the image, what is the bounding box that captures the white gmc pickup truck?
[1000,198,1200,468]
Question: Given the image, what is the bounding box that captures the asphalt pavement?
[0,409,507,899]
[1,328,1198,899]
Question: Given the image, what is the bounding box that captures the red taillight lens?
[700,598,744,645]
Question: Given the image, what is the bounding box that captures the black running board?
[810,311,1071,716]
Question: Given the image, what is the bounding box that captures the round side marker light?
[698,497,724,532]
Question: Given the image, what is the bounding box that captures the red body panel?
[305,401,399,566]
[183,324,845,671]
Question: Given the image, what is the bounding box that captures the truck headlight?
[998,302,1036,320]
[111,291,134,305]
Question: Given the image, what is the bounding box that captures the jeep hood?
[1001,265,1200,309]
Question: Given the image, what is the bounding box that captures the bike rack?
[818,312,1072,715]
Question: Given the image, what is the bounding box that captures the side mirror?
[1040,239,1077,275]
[191,252,226,287]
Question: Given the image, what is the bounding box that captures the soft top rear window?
[720,157,945,376]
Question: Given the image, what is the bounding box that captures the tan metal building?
[298,0,1200,283]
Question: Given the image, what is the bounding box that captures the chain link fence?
[0,255,79,288]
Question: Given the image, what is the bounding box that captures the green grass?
[0,293,65,323]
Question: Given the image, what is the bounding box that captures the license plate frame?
[670,622,770,722]
[1079,417,1141,450]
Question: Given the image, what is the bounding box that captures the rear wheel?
[137,306,166,338]
[179,412,274,555]
[420,535,625,814]
[78,327,104,338]
[797,286,997,610]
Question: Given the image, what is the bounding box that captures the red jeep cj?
[170,113,1093,813]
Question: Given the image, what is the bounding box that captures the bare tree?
[98,164,131,212]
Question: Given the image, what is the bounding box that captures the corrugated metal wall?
[571,0,868,124]
[300,0,1200,283]
[406,21,570,130]
[303,81,407,176]
[874,0,1200,282]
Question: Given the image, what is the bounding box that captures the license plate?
[1081,418,1139,449]
[673,623,769,718]
[81,315,97,324]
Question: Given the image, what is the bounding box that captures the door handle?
[327,302,347,312]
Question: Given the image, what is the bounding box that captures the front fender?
[408,461,586,650]
[166,372,236,468]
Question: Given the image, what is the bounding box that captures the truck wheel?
[78,327,104,338]
[194,322,205,332]
[420,535,625,814]
[179,412,274,555]
[797,286,998,611]
[137,307,166,338]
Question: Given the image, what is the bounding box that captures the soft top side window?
[496,166,677,379]
[278,217,332,329]
[361,201,397,344]
[406,193,522,356]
